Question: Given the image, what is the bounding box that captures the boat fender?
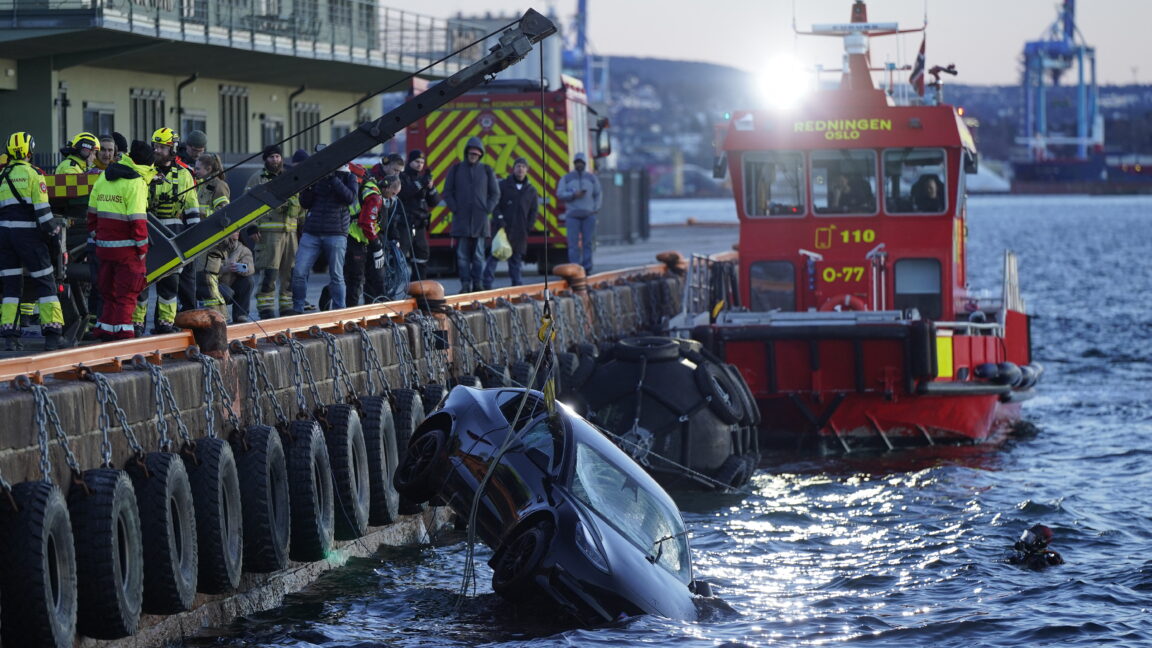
[694,363,746,425]
[359,395,400,525]
[1017,364,1038,390]
[908,320,937,380]
[974,362,1000,381]
[0,481,78,648]
[713,454,752,488]
[995,362,1023,386]
[68,468,143,639]
[614,336,681,362]
[324,404,371,540]
[285,419,335,561]
[186,438,244,594]
[125,451,198,614]
[232,424,290,573]
[819,294,867,312]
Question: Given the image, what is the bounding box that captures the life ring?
[69,468,143,639]
[390,388,427,515]
[1,480,78,648]
[285,419,334,561]
[819,294,868,312]
[188,438,243,594]
[126,451,198,614]
[359,395,400,526]
[323,404,370,540]
[233,424,289,573]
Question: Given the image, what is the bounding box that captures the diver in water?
[1008,523,1065,570]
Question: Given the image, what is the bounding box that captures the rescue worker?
[0,132,65,350]
[398,149,439,281]
[193,153,231,314]
[557,151,602,274]
[133,127,199,335]
[442,136,499,293]
[93,134,118,171]
[87,141,153,340]
[247,144,303,319]
[55,132,102,336]
[483,157,538,289]
[1008,524,1065,570]
[211,230,255,323]
[178,129,207,168]
[56,131,99,174]
[343,167,383,306]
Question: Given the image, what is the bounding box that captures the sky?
[413,0,1145,86]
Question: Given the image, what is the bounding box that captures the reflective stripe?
[37,295,60,305]
[157,218,182,226]
[0,198,20,208]
[185,217,201,225]
[97,322,136,333]
[96,239,143,248]
[37,212,53,224]
[0,220,36,228]
[28,266,55,278]
[97,210,147,222]
[0,269,22,277]
[1,297,18,303]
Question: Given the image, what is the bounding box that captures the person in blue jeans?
[442,136,499,293]
[289,164,358,313]
[557,152,602,274]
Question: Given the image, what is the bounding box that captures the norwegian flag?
[910,37,926,96]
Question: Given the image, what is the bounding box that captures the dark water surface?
[187,195,1152,647]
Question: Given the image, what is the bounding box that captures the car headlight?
[575,520,610,573]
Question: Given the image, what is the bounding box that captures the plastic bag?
[491,228,513,261]
[380,240,411,301]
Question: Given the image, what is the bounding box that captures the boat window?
[742,151,805,217]
[749,261,795,312]
[883,148,947,214]
[894,258,942,319]
[812,149,877,215]
[570,441,691,581]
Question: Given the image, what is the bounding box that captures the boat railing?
[935,321,1005,337]
[716,309,910,327]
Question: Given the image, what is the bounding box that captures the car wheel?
[491,521,553,600]
[392,429,448,504]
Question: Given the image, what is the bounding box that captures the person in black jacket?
[483,157,538,289]
[289,164,358,313]
[398,149,439,280]
[1008,524,1065,570]
[442,136,499,293]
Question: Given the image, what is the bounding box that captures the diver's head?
[1019,524,1054,553]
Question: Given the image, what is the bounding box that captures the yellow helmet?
[6,131,34,159]
[151,127,178,147]
[70,131,100,154]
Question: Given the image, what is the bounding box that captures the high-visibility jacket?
[55,154,88,174]
[348,178,382,244]
[149,162,200,228]
[196,178,230,218]
[246,167,303,232]
[0,160,52,229]
[87,159,152,262]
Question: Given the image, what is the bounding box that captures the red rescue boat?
[676,1,1040,453]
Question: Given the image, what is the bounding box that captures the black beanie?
[262,144,283,160]
[129,140,155,166]
[112,131,129,154]
[408,149,424,163]
[290,149,309,165]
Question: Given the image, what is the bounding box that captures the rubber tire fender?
[452,374,482,388]
[721,362,760,428]
[233,424,290,573]
[392,428,449,505]
[420,383,449,415]
[0,481,78,648]
[125,451,198,614]
[491,520,553,601]
[391,388,427,515]
[285,419,334,561]
[186,438,243,594]
[359,395,400,526]
[510,360,536,389]
[477,363,511,388]
[324,404,371,540]
[713,454,751,489]
[555,351,580,394]
[614,336,681,362]
[68,468,143,639]
[694,362,745,425]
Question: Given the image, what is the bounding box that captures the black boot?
[43,331,62,351]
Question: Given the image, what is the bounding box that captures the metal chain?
[528,298,547,357]
[354,324,392,395]
[553,297,573,351]
[497,298,529,361]
[444,309,475,375]
[196,352,242,437]
[88,371,146,457]
[234,343,266,427]
[647,280,665,332]
[27,384,83,479]
[198,352,216,441]
[284,336,325,414]
[414,313,450,384]
[312,327,357,403]
[408,313,438,384]
[589,290,615,343]
[235,343,290,427]
[572,291,598,346]
[388,319,422,387]
[629,284,645,335]
[133,358,194,449]
[479,303,508,366]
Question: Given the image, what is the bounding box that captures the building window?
[130,88,166,142]
[83,102,115,136]
[331,123,351,142]
[261,117,284,149]
[329,0,351,25]
[293,102,321,153]
[749,261,795,312]
[181,113,207,142]
[220,84,250,154]
[894,258,941,319]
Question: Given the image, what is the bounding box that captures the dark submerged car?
[394,386,711,623]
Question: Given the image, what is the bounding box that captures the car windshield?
[569,440,691,581]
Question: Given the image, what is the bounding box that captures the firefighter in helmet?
[133,127,199,334]
[55,132,103,336]
[0,132,65,350]
[247,144,303,319]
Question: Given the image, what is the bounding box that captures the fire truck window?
[894,258,941,319]
[743,151,804,217]
[811,150,876,215]
[883,148,947,214]
[749,261,796,312]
